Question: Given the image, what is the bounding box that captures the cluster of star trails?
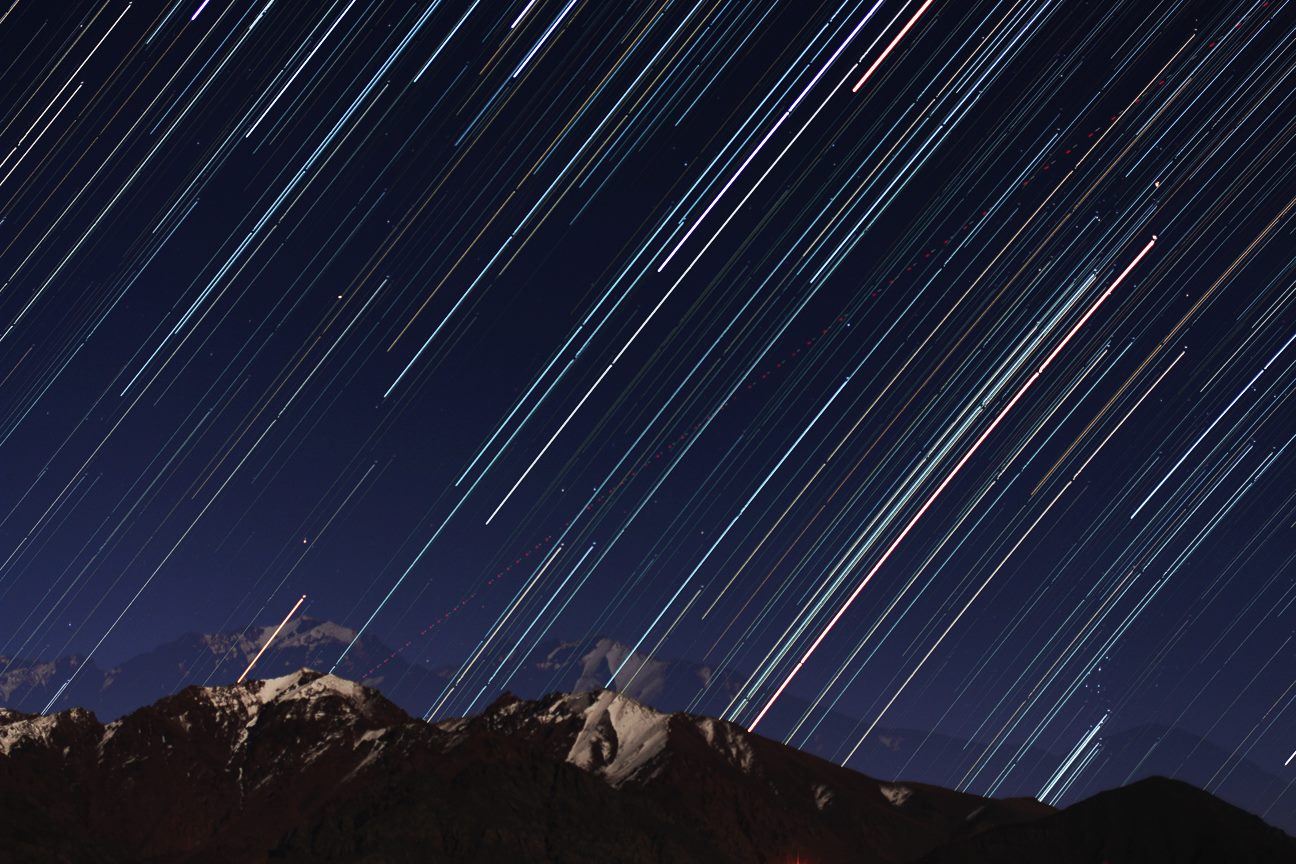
[1,0,1293,817]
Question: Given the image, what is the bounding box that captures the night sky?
[2,0,1294,812]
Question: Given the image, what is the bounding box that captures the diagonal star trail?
[0,0,1293,822]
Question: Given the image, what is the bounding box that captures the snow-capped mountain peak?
[0,706,96,755]
[565,689,672,785]
[248,668,368,706]
[466,687,761,789]
[170,668,402,743]
[9,671,1270,864]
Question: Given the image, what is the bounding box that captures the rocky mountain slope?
[5,621,1293,841]
[0,669,1035,862]
[2,669,1291,863]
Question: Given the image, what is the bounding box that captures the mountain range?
[2,617,1293,838]
[2,668,1292,862]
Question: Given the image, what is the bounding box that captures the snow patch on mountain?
[144,668,391,760]
[0,708,92,755]
[346,737,387,779]
[484,689,767,788]
[565,690,671,786]
[880,783,913,806]
[698,717,756,774]
[250,668,365,705]
[813,783,834,811]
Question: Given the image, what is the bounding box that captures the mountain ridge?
[3,620,1293,839]
[1,669,1291,862]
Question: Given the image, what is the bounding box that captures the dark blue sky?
[1,0,1294,814]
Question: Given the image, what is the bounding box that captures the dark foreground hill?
[915,775,1296,863]
[0,669,1291,863]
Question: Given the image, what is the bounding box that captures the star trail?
[1,0,1294,820]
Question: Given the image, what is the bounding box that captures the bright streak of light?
[238,594,308,682]
[655,0,885,272]
[851,0,936,93]
[244,0,359,139]
[511,0,577,79]
[509,0,537,29]
[1130,326,1296,519]
[746,234,1158,732]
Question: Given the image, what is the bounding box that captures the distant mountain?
[486,634,747,714]
[0,621,745,721]
[0,654,99,713]
[2,671,1288,863]
[6,623,1294,841]
[0,617,437,720]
